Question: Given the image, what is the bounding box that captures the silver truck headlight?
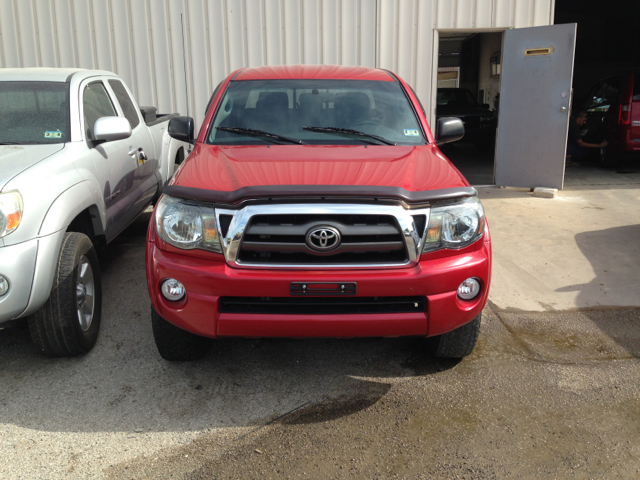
[423,196,485,252]
[0,191,24,238]
[155,195,221,253]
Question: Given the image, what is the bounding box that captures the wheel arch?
[19,182,106,319]
[39,182,106,238]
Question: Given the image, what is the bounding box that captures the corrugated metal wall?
[0,0,554,128]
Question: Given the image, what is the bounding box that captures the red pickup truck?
[146,65,491,361]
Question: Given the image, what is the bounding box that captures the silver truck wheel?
[29,233,102,357]
[75,256,95,332]
[432,313,481,359]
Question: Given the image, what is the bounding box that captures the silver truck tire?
[29,233,102,356]
[151,306,211,361]
[432,313,481,359]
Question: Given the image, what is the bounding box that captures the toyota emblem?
[305,226,341,252]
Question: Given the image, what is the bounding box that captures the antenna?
[180,13,193,152]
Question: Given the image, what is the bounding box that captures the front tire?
[29,233,102,356]
[151,307,212,361]
[432,313,481,359]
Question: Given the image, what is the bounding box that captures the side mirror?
[436,117,464,145]
[93,117,132,143]
[168,116,194,144]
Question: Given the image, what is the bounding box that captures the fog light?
[458,278,480,300]
[161,278,186,301]
[0,275,8,296]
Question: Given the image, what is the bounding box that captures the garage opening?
[436,31,503,186]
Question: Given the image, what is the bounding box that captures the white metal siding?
[0,0,553,129]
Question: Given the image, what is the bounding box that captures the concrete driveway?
[1,175,639,479]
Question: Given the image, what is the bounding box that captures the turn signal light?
[6,211,21,231]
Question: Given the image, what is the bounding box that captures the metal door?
[494,24,577,189]
[80,79,137,241]
[105,79,158,219]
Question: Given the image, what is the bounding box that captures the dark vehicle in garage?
[436,88,496,150]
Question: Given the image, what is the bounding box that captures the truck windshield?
[0,82,70,145]
[207,80,426,145]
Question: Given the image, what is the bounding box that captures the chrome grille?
[215,203,430,269]
[238,214,407,265]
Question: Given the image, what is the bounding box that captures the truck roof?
[234,64,396,82]
[0,68,117,82]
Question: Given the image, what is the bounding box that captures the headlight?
[0,191,23,238]
[423,196,485,252]
[155,195,222,253]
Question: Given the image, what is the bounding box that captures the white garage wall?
[0,0,554,129]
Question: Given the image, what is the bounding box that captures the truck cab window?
[108,79,141,129]
[83,82,117,140]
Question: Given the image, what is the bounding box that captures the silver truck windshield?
[0,82,70,145]
[207,79,426,146]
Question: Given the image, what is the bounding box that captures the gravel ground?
[1,213,639,479]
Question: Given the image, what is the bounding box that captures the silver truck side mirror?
[94,116,132,143]
[436,117,465,145]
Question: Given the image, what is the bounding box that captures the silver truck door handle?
[128,147,137,156]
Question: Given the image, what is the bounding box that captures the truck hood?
[0,144,65,191]
[170,144,467,197]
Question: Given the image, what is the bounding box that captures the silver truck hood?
[0,144,65,191]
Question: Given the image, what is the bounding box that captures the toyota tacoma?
[146,65,491,361]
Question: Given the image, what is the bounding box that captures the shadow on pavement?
[566,224,640,355]
[0,213,456,435]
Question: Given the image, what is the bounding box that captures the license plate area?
[291,282,357,295]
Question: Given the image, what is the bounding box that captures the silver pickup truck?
[0,68,189,356]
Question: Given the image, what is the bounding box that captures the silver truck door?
[81,80,138,241]
[494,23,577,189]
[106,79,158,217]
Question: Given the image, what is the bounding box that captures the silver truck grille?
[215,203,431,269]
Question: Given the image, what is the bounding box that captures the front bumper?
[147,234,492,339]
[0,230,66,324]
[0,238,38,323]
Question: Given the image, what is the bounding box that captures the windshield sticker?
[404,129,419,136]
[45,131,62,139]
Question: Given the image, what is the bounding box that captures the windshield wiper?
[216,127,307,145]
[0,142,21,145]
[302,126,396,146]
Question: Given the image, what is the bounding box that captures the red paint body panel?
[146,235,491,339]
[171,143,467,192]
[217,313,428,338]
[234,64,395,82]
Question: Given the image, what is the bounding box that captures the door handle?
[107,190,121,201]
[128,147,137,156]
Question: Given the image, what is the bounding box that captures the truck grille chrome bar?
[215,204,430,269]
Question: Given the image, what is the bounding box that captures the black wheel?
[29,232,102,356]
[432,313,481,359]
[598,147,620,169]
[151,306,212,361]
